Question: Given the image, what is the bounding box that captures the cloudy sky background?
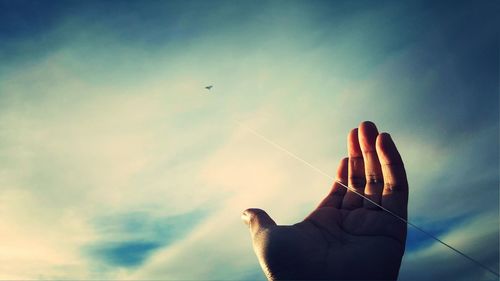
[0,0,498,280]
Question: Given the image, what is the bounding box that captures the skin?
[242,121,408,280]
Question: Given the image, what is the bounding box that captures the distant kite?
[205,85,213,91]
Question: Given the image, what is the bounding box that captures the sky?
[0,0,498,280]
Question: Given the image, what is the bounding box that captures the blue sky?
[0,0,498,280]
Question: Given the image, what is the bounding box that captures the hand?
[242,121,408,280]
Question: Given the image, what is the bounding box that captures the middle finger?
[359,121,384,209]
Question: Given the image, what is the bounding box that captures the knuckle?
[348,175,366,187]
[366,174,384,185]
[384,182,402,192]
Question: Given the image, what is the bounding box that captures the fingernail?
[241,211,250,225]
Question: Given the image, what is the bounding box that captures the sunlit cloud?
[0,1,497,280]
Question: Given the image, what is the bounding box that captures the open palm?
[243,122,408,280]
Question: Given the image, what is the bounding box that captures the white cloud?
[0,2,497,279]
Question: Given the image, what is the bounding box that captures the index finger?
[376,133,408,219]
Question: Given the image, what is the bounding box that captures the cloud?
[0,1,497,280]
[400,212,499,281]
[93,241,161,268]
[85,209,209,269]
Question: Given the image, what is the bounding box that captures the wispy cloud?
[0,1,497,280]
[400,212,499,281]
[86,209,208,269]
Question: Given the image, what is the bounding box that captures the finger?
[316,157,348,209]
[377,133,409,219]
[359,121,384,209]
[342,128,366,209]
[242,208,277,238]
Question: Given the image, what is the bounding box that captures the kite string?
[233,120,499,278]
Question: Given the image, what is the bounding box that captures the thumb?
[241,208,277,236]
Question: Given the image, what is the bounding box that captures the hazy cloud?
[0,0,497,280]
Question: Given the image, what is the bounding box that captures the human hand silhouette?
[242,121,408,280]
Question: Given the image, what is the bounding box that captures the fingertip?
[359,121,379,149]
[377,132,392,146]
[359,121,379,136]
[359,120,377,130]
[241,209,251,225]
[336,157,348,180]
[376,132,402,165]
[348,128,358,141]
[242,208,259,224]
[348,128,362,156]
[241,208,276,230]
